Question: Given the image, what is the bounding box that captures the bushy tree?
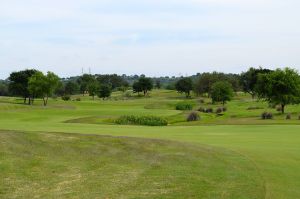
[65,81,79,95]
[8,69,38,104]
[28,71,60,106]
[175,77,193,98]
[98,84,112,100]
[0,81,9,96]
[256,68,300,114]
[77,74,94,96]
[240,67,272,99]
[211,81,234,105]
[133,77,153,96]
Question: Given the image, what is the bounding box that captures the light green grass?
[1,90,300,198]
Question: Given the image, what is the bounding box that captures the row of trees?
[174,67,300,113]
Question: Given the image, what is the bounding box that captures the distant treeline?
[1,67,300,113]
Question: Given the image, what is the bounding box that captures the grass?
[1,90,300,198]
[0,131,264,198]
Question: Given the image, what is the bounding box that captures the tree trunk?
[281,104,285,114]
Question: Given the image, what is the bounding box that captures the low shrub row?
[175,102,193,110]
[115,115,168,126]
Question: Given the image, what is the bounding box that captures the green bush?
[62,95,71,101]
[175,102,193,110]
[261,112,273,120]
[115,115,168,126]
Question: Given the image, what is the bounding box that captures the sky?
[1,0,300,79]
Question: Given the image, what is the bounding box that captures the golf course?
[1,89,300,198]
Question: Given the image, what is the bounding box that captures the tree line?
[1,67,300,113]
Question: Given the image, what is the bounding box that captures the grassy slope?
[0,131,264,199]
[0,90,300,198]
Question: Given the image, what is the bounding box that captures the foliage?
[187,112,200,122]
[98,84,112,100]
[211,81,234,105]
[286,113,292,120]
[240,67,272,98]
[132,76,153,96]
[261,112,273,120]
[77,74,94,95]
[0,81,9,96]
[256,68,300,114]
[96,74,128,90]
[175,101,193,110]
[87,79,99,100]
[175,77,193,98]
[8,69,38,104]
[61,95,71,101]
[115,115,168,126]
[65,81,80,95]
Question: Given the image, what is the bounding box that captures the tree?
[0,81,9,96]
[65,81,79,95]
[77,74,94,96]
[256,68,300,114]
[98,84,112,100]
[211,81,234,105]
[87,80,99,100]
[8,69,38,104]
[132,81,142,95]
[240,67,272,99]
[138,76,153,96]
[28,71,60,106]
[175,77,193,98]
[155,80,161,89]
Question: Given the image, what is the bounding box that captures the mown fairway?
[1,90,300,198]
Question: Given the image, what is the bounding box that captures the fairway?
[1,91,300,198]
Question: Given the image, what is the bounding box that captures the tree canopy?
[211,81,234,105]
[256,68,300,114]
[175,77,193,98]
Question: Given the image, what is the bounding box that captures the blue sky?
[1,0,300,78]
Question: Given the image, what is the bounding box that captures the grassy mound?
[0,131,265,199]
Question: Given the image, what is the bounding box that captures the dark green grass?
[0,131,264,199]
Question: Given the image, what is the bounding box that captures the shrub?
[115,115,168,126]
[286,113,292,120]
[276,106,282,112]
[216,107,223,114]
[187,112,200,122]
[298,115,300,120]
[261,112,273,120]
[75,97,81,101]
[62,95,71,101]
[175,102,193,110]
[247,106,263,110]
[198,107,205,112]
[199,99,205,103]
[205,108,213,113]
[222,107,227,112]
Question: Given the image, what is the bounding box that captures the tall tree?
[77,74,94,96]
[65,81,79,95]
[211,81,234,105]
[175,77,193,98]
[256,68,300,114]
[133,77,153,96]
[87,79,99,100]
[8,69,38,104]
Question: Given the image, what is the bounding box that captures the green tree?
[28,71,60,106]
[139,77,153,96]
[175,77,193,98]
[8,69,38,104]
[98,84,112,100]
[211,81,234,105]
[240,67,272,99]
[87,80,99,100]
[77,74,94,96]
[256,68,300,114]
[155,80,161,89]
[132,81,142,95]
[65,81,79,95]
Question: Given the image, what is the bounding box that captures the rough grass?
[0,131,264,199]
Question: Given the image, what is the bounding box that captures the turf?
[0,90,300,198]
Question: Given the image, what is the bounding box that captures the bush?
[198,107,205,112]
[298,115,300,120]
[276,106,282,112]
[247,106,263,110]
[216,107,223,114]
[222,107,227,112]
[286,113,292,120]
[115,115,168,126]
[62,95,71,101]
[261,112,273,120]
[175,102,193,110]
[75,97,81,101]
[205,108,213,113]
[187,112,200,122]
[199,99,205,103]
